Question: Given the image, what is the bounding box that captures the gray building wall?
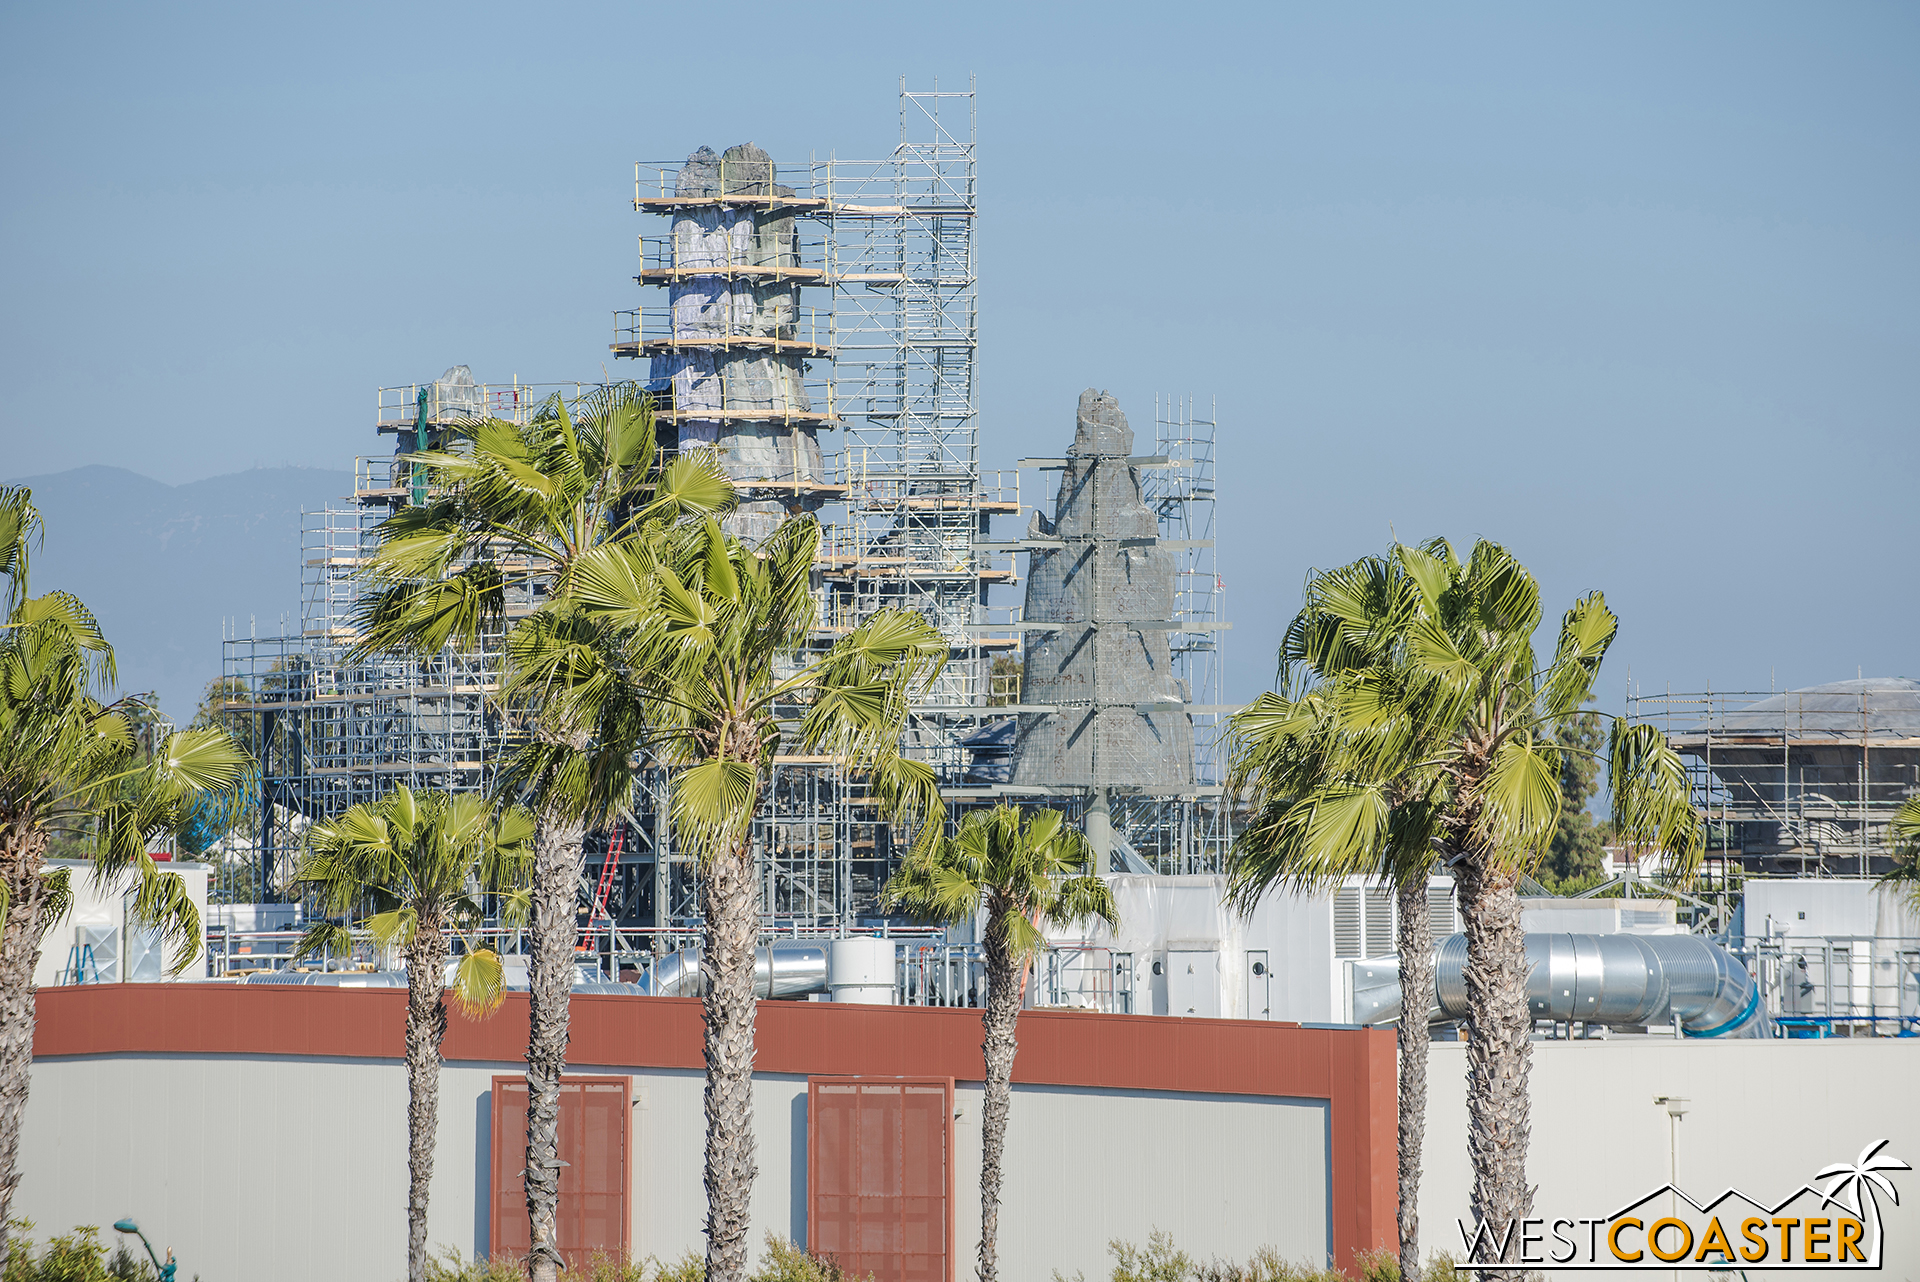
[1420,1038,1919,1276]
[18,1055,1329,1281]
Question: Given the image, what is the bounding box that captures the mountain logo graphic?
[1457,1140,1909,1270]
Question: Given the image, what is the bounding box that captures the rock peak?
[1071,388,1133,457]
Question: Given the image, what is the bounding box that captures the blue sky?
[3,1,1914,706]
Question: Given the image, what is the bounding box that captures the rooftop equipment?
[1349,932,1772,1038]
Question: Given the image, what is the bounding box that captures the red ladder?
[588,826,625,926]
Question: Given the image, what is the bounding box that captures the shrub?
[1056,1232,1436,1282]
[423,1236,862,1282]
[1112,1231,1195,1282]
[425,1248,524,1282]
[2,1221,180,1282]
[651,1251,704,1282]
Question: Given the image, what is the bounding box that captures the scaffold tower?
[219,373,591,901]
[215,84,1232,948]
[622,81,1019,939]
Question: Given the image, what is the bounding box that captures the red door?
[808,1076,954,1282]
[491,1075,631,1265]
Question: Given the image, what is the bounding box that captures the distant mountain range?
[4,464,356,725]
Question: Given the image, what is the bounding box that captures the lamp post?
[1653,1097,1688,1282]
[112,1218,176,1282]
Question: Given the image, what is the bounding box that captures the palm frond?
[451,948,506,1017]
[1541,592,1618,718]
[294,922,355,963]
[36,866,73,939]
[0,484,43,609]
[1609,720,1703,879]
[129,863,204,974]
[669,757,759,863]
[1476,734,1563,870]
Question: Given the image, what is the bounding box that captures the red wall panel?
[809,1077,954,1282]
[490,1075,631,1266]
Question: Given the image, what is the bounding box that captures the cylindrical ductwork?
[1639,935,1769,1037]
[243,970,409,987]
[1366,933,1771,1038]
[1436,933,1669,1027]
[828,937,898,1004]
[638,944,830,1000]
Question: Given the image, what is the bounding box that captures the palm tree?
[882,803,1119,1282]
[1226,552,1448,1281]
[1226,539,1699,1278]
[512,512,948,1282]
[1878,796,1920,914]
[293,784,535,1282]
[350,385,731,1281]
[0,486,249,1266]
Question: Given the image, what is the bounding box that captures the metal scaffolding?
[1628,678,1920,877]
[214,84,1234,945]
[616,81,1014,943]
[216,378,587,902]
[1111,395,1232,873]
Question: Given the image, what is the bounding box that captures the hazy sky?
[3,2,1914,706]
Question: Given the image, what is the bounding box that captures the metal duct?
[1639,935,1771,1037]
[638,943,831,1000]
[243,970,408,987]
[1359,933,1770,1038]
[1436,933,1669,1027]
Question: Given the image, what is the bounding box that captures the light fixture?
[113,1219,175,1281]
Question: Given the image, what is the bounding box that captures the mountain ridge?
[3,463,358,724]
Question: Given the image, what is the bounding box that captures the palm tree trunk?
[700,835,760,1282]
[1394,875,1435,1282]
[1456,859,1533,1281]
[0,819,48,1271]
[977,928,1021,1282]
[404,917,450,1282]
[525,813,583,1282]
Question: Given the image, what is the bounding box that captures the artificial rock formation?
[654,143,826,539]
[1009,390,1193,791]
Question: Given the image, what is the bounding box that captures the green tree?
[294,785,534,1282]
[513,513,948,1282]
[351,386,731,1282]
[1538,701,1608,890]
[883,804,1118,1282]
[1225,539,1699,1278]
[0,487,249,1267]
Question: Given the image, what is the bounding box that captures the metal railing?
[898,943,983,1008]
[612,303,834,356]
[203,926,542,979]
[1733,934,1920,1035]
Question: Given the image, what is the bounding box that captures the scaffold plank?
[610,336,833,358]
